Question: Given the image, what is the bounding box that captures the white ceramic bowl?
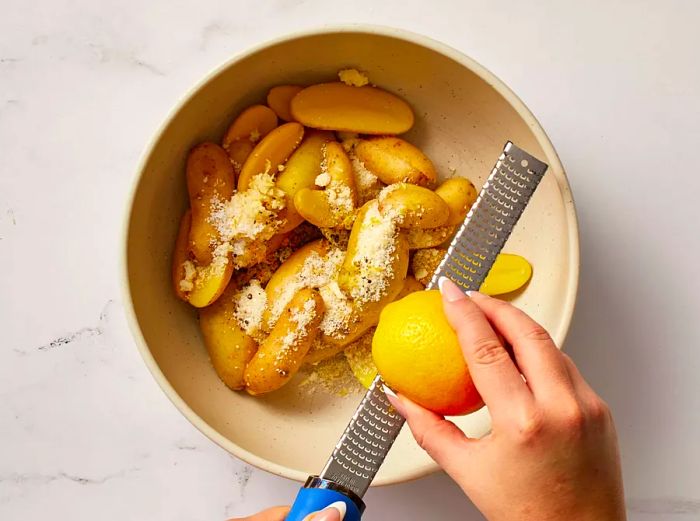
[123,26,579,486]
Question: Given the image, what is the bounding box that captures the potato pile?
[172,70,481,395]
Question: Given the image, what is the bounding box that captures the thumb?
[384,386,475,476]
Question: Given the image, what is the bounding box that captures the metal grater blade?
[319,142,548,498]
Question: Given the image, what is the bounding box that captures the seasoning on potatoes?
[354,136,437,187]
[329,200,410,346]
[238,122,304,191]
[290,82,414,135]
[411,248,446,286]
[186,142,235,265]
[262,239,339,330]
[244,288,325,395]
[435,177,478,226]
[378,183,449,228]
[406,225,456,249]
[222,105,278,173]
[276,130,335,233]
[199,284,258,390]
[267,85,304,122]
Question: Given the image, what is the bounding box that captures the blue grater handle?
[286,486,362,521]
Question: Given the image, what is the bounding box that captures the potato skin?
[245,288,325,395]
[222,104,278,163]
[354,137,437,187]
[290,82,414,135]
[172,210,192,302]
[187,259,234,308]
[186,143,235,265]
[223,104,278,147]
[199,283,258,390]
[276,130,335,233]
[435,177,477,226]
[267,85,304,122]
[238,122,304,191]
[378,183,449,228]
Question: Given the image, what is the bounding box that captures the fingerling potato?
[238,122,304,191]
[222,104,278,149]
[294,141,358,229]
[245,288,325,395]
[354,136,437,186]
[263,239,331,328]
[435,177,477,226]
[223,105,278,173]
[187,253,234,308]
[290,82,414,135]
[199,284,258,390]
[186,143,235,265]
[276,130,335,233]
[480,253,533,296]
[267,85,304,122]
[378,183,449,228]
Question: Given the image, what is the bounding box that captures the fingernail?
[438,276,467,302]
[383,385,406,417]
[313,500,346,521]
[382,384,397,399]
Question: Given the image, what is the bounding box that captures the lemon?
[372,290,483,416]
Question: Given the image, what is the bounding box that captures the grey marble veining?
[1,1,699,520]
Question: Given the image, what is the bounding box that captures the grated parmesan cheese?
[318,281,354,339]
[275,299,318,365]
[208,172,287,269]
[179,260,197,292]
[232,279,267,339]
[315,172,331,187]
[350,154,383,204]
[267,248,345,329]
[346,201,400,305]
[338,68,370,87]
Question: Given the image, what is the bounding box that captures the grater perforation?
[317,142,548,499]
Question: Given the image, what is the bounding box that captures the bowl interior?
[125,29,577,485]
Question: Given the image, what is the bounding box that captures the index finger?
[438,277,535,422]
[467,292,575,405]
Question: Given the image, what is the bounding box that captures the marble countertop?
[2,1,699,519]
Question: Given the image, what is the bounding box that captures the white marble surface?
[2,1,699,519]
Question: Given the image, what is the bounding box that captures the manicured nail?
[382,384,397,398]
[313,500,346,521]
[383,385,406,417]
[438,277,467,302]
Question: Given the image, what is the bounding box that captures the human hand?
[228,501,346,521]
[385,278,626,521]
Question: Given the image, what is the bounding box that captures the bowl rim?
[121,23,580,487]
